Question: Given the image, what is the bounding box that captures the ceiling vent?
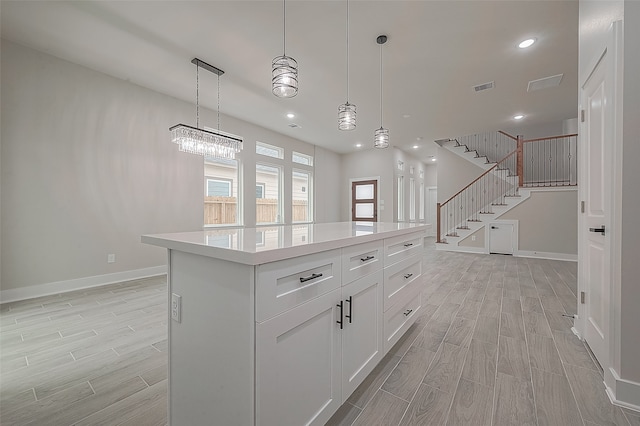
[527,74,563,92]
[288,123,302,129]
[473,81,495,92]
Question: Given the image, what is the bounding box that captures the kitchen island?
[142,222,430,426]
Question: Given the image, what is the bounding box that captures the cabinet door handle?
[300,272,323,283]
[360,255,375,262]
[404,273,413,279]
[337,300,344,329]
[345,296,353,324]
[403,243,414,247]
[403,309,413,316]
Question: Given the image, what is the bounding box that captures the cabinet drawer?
[341,240,383,285]
[384,232,424,266]
[383,286,421,354]
[256,250,341,322]
[383,254,422,312]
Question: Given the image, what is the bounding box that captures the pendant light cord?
[217,73,221,130]
[380,42,383,126]
[346,0,350,103]
[283,0,286,55]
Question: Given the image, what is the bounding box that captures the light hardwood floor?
[2,239,639,425]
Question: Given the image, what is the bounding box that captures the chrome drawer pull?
[403,309,413,316]
[404,273,413,279]
[299,273,323,283]
[360,255,375,262]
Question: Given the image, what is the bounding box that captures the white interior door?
[580,48,611,368]
[489,222,513,254]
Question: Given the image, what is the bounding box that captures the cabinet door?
[341,270,384,399]
[256,288,342,426]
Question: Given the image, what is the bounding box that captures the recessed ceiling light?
[518,38,536,49]
[403,114,411,119]
[355,143,362,148]
[431,158,437,162]
[413,145,419,149]
[513,114,525,120]
[416,137,423,141]
[286,113,295,119]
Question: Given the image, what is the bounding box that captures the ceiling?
[0,1,579,163]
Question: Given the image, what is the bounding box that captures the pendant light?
[338,0,356,130]
[374,35,389,148]
[272,0,298,98]
[170,58,243,159]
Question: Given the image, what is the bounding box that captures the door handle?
[300,273,323,283]
[589,226,605,236]
[345,296,352,324]
[360,255,375,262]
[337,301,344,329]
[491,226,498,229]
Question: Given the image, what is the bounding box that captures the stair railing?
[517,133,578,187]
[453,131,518,164]
[437,150,518,243]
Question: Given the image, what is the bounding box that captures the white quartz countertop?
[142,222,431,265]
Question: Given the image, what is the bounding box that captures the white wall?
[436,145,485,203]
[502,120,565,140]
[0,40,341,294]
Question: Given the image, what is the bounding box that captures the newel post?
[436,202,441,243]
[517,135,524,187]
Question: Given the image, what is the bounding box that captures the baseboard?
[605,367,640,412]
[515,250,578,262]
[0,266,167,304]
[436,244,488,255]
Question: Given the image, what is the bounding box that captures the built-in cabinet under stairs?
[434,130,577,253]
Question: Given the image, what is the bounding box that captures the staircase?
[434,130,577,252]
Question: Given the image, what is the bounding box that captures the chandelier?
[170,58,243,159]
[338,0,356,130]
[272,0,298,98]
[374,35,389,149]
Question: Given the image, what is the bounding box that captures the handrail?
[522,133,578,143]
[498,130,518,141]
[441,149,517,207]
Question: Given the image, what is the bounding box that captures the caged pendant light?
[374,35,389,148]
[170,58,243,159]
[338,0,356,130]
[272,0,298,98]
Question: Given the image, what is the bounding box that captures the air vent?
[473,81,495,92]
[288,123,302,128]
[527,74,563,92]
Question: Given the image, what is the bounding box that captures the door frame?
[576,21,623,389]
[426,186,437,236]
[349,176,381,222]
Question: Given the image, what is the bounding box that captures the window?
[409,178,416,221]
[397,176,405,221]
[397,160,404,171]
[292,151,313,166]
[351,180,377,222]
[204,157,238,226]
[419,169,424,179]
[256,163,282,224]
[256,141,284,159]
[293,170,312,223]
[410,166,415,175]
[419,182,425,221]
[256,183,265,199]
[206,179,231,197]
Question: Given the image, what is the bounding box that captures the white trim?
[435,244,488,255]
[0,266,167,304]
[487,219,519,255]
[515,250,578,262]
[605,367,640,411]
[525,186,579,192]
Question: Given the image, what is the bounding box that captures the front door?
[352,180,378,222]
[580,43,613,368]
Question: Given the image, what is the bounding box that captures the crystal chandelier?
[374,35,389,149]
[170,58,243,159]
[338,0,356,130]
[272,0,298,98]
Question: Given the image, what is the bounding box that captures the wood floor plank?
[461,338,497,388]
[521,296,544,314]
[399,384,453,426]
[564,364,630,426]
[523,311,553,337]
[527,334,564,375]
[478,298,500,319]
[352,390,408,426]
[531,367,583,426]
[347,352,401,409]
[545,310,574,333]
[472,315,499,344]
[552,330,600,372]
[446,379,493,426]
[500,312,526,341]
[443,316,474,347]
[422,342,467,394]
[430,302,461,324]
[457,299,481,319]
[493,372,536,426]
[382,344,436,401]
[326,402,362,426]
[497,336,531,381]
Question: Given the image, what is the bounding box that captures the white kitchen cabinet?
[142,222,430,426]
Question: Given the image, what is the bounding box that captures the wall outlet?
[107,254,116,263]
[171,293,182,323]
[471,236,476,241]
